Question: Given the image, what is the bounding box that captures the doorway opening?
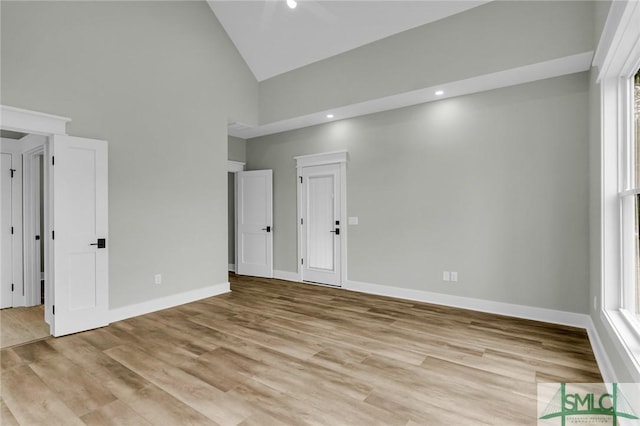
[0,133,49,348]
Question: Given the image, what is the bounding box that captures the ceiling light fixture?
[326,114,334,118]
[287,0,297,9]
[435,90,444,96]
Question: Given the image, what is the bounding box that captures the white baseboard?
[110,282,230,323]
[343,279,590,329]
[585,317,617,382]
[343,279,622,379]
[228,264,236,272]
[274,269,301,282]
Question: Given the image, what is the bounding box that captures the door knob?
[89,238,106,248]
[330,228,340,235]
[261,226,271,232]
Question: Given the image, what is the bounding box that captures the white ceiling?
[208,0,491,82]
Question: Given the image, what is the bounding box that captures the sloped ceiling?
[208,0,491,82]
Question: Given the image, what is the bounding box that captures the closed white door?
[1,153,14,308]
[301,164,341,286]
[236,170,273,278]
[51,135,109,337]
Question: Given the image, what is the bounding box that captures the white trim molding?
[109,282,230,323]
[0,105,71,136]
[228,264,236,272]
[294,150,348,168]
[228,160,245,173]
[344,279,590,328]
[593,0,640,382]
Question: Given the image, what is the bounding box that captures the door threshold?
[302,280,342,289]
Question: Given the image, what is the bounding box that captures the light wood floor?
[0,305,49,350]
[0,274,601,425]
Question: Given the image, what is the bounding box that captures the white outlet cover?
[450,272,458,282]
[443,271,450,281]
[348,216,359,225]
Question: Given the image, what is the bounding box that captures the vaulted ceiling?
[208,0,491,81]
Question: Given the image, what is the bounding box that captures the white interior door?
[1,153,14,308]
[50,135,109,337]
[235,170,273,278]
[301,164,341,286]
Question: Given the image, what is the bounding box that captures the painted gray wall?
[228,136,247,163]
[259,1,594,123]
[248,73,590,313]
[0,1,258,308]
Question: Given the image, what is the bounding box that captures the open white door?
[50,135,109,337]
[235,170,273,278]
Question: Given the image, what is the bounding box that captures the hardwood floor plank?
[0,305,49,349]
[105,345,253,425]
[1,365,84,425]
[80,399,153,426]
[28,350,118,416]
[0,274,602,425]
[0,398,19,426]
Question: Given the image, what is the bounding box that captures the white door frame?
[228,161,245,273]
[0,105,71,330]
[22,140,46,308]
[295,150,348,286]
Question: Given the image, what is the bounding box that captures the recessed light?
[326,114,334,119]
[435,90,444,96]
[287,0,297,9]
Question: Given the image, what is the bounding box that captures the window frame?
[596,0,640,381]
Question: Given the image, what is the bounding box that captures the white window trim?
[595,0,640,382]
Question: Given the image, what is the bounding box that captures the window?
[597,0,640,380]
[621,70,640,325]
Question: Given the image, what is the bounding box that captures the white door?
[50,135,109,337]
[235,170,273,278]
[1,153,14,308]
[301,164,341,286]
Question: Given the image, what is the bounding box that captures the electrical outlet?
[154,274,162,285]
[443,271,450,281]
[450,272,458,282]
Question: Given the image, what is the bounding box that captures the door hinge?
[53,305,55,315]
[299,176,303,183]
[52,230,55,240]
[52,156,55,166]
[10,168,16,178]
[301,258,304,265]
[11,284,14,292]
[300,218,303,225]
[11,226,14,235]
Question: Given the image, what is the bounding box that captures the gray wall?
[0,1,258,308]
[259,0,594,123]
[248,73,590,314]
[228,136,247,163]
